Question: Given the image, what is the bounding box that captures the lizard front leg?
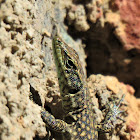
[96,94,125,133]
[41,109,70,133]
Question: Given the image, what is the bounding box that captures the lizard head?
[53,35,85,94]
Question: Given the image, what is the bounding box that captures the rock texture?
[0,0,140,140]
[66,0,140,51]
[0,0,47,139]
[113,0,140,51]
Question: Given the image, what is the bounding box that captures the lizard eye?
[66,59,77,70]
[57,40,61,43]
[56,39,62,45]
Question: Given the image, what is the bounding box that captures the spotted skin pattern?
[39,35,124,140]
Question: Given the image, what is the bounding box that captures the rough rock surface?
[66,0,140,51]
[0,0,140,140]
[113,0,140,51]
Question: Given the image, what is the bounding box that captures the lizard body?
[27,24,125,139]
[40,35,124,140]
[41,35,97,139]
[53,35,97,139]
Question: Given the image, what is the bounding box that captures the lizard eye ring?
[66,59,77,70]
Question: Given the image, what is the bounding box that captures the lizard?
[30,26,125,140]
